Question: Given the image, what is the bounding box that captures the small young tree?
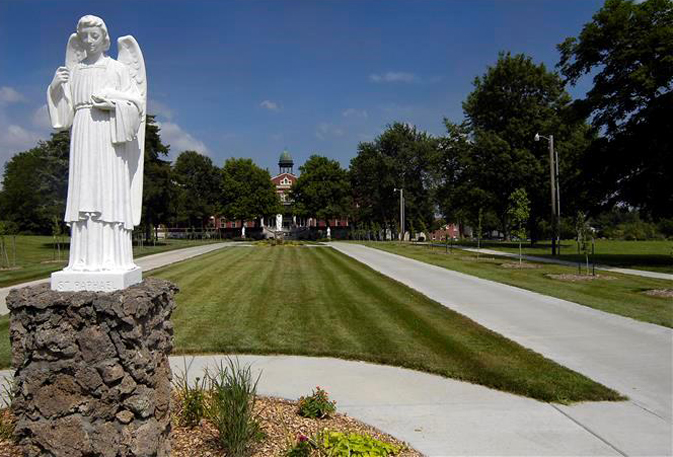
[476,207,483,255]
[0,221,9,269]
[575,211,592,275]
[51,216,62,261]
[507,188,530,266]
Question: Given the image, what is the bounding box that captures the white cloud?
[32,105,52,129]
[369,72,417,83]
[148,99,174,120]
[0,86,25,104]
[0,124,44,175]
[260,100,280,111]
[342,108,368,119]
[156,121,209,157]
[315,122,344,140]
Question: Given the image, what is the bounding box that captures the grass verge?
[0,235,225,288]
[361,242,672,327]
[449,239,673,274]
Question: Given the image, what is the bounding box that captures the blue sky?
[0,0,604,176]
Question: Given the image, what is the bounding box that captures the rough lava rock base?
[7,278,178,457]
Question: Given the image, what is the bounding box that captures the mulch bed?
[546,273,616,282]
[642,289,673,298]
[0,395,421,457]
[500,262,542,269]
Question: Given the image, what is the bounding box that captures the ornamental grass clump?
[297,386,337,419]
[205,358,264,457]
[173,361,208,427]
[0,377,15,441]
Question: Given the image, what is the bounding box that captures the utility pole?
[549,135,557,256]
[554,141,561,256]
[394,188,405,241]
[536,133,559,256]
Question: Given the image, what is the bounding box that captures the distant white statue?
[326,226,331,239]
[276,214,282,231]
[49,15,146,292]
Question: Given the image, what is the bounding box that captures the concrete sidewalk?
[443,244,673,281]
[2,353,667,456]
[0,242,237,315]
[330,242,673,455]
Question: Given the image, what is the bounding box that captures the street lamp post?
[535,133,561,256]
[394,188,405,241]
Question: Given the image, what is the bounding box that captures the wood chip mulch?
[0,395,422,457]
[546,273,616,282]
[642,288,673,298]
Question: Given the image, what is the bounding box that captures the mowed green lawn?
[361,242,673,327]
[136,245,620,403]
[0,235,224,288]
[452,239,673,274]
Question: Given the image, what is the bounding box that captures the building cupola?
[279,149,294,174]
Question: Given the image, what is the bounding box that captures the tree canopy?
[220,158,281,223]
[173,150,220,227]
[449,52,593,238]
[351,123,436,235]
[140,116,174,237]
[290,155,351,225]
[0,131,69,234]
[558,0,673,218]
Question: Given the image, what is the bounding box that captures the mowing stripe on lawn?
[147,246,622,403]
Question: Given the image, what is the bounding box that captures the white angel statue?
[48,15,146,291]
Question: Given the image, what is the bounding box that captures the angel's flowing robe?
[47,56,142,272]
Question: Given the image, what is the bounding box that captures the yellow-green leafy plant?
[318,430,402,456]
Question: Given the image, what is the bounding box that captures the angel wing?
[65,33,86,70]
[117,35,147,226]
[62,33,86,110]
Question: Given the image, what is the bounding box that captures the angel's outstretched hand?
[50,67,69,90]
[91,95,116,111]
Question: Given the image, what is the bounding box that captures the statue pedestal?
[7,278,177,457]
[51,267,142,292]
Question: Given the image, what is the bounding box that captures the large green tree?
[459,52,592,239]
[0,131,69,234]
[350,123,436,236]
[558,0,673,218]
[139,116,175,239]
[173,150,220,228]
[0,116,175,238]
[290,155,351,226]
[220,158,281,232]
[433,120,499,236]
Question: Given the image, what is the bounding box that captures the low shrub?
[318,430,402,456]
[297,386,337,419]
[206,358,264,457]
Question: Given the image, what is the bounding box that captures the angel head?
[77,15,110,56]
